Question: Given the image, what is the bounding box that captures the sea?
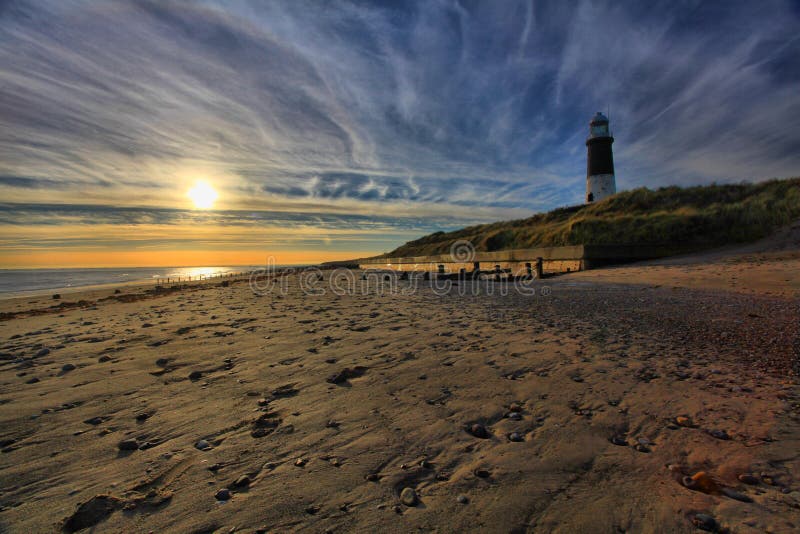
[0,266,264,298]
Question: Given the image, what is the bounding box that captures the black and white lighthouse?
[585,112,616,203]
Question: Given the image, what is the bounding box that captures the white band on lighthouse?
[586,174,616,203]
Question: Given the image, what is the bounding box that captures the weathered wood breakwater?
[349,244,700,276]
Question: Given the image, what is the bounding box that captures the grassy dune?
[386,177,800,257]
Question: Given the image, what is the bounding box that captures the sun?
[188,182,218,209]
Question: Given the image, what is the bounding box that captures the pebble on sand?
[473,468,491,478]
[195,439,211,451]
[400,487,418,506]
[720,487,753,502]
[738,473,760,485]
[61,363,76,372]
[188,371,203,381]
[117,439,139,451]
[468,423,489,439]
[691,513,718,532]
[507,432,524,442]
[215,488,231,501]
[707,429,731,440]
[234,475,251,487]
[457,495,469,504]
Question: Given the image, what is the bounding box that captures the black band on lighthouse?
[586,137,615,176]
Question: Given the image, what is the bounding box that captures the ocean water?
[0,266,259,297]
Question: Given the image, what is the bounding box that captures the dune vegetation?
[385,177,800,257]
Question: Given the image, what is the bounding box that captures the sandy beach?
[0,250,798,534]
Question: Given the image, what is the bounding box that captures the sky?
[1,0,799,267]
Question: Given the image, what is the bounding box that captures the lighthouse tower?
[585,112,616,203]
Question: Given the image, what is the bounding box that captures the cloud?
[0,0,799,259]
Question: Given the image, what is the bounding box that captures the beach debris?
[214,488,231,501]
[195,439,211,451]
[155,358,169,367]
[609,435,627,446]
[400,487,418,506]
[83,416,104,425]
[467,423,490,439]
[135,412,150,422]
[117,439,139,451]
[691,513,719,532]
[188,370,202,381]
[233,475,251,488]
[419,459,432,469]
[26,377,40,384]
[325,420,340,428]
[675,416,694,427]
[507,432,524,442]
[294,457,307,467]
[365,473,379,482]
[508,402,523,412]
[457,495,469,504]
[98,355,111,363]
[507,412,522,421]
[305,504,320,514]
[257,398,269,406]
[61,363,76,372]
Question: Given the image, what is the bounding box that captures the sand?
[0,256,798,532]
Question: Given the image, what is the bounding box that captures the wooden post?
[535,257,544,279]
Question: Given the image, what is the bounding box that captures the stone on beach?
[691,513,719,532]
[117,439,138,451]
[468,423,489,439]
[738,473,760,485]
[400,487,418,506]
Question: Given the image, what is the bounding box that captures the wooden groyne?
[346,244,699,276]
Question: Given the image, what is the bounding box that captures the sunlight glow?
[188,182,218,209]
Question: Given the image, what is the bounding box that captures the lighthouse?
[585,111,616,203]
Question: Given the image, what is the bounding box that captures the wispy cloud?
[0,0,798,261]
